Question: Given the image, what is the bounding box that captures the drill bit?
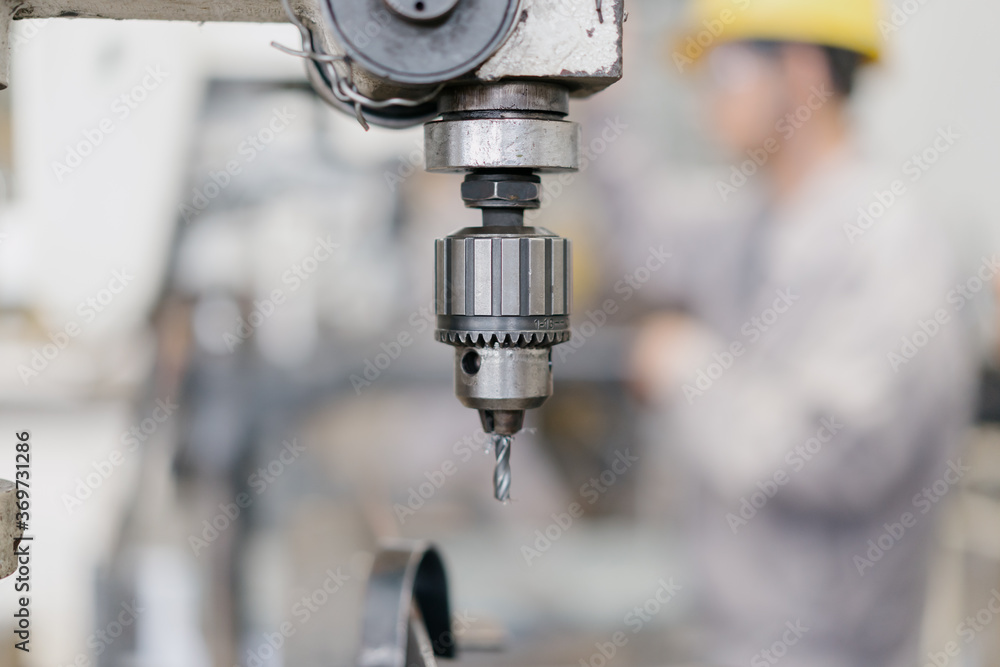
[492,434,512,502]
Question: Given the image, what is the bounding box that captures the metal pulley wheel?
[322,0,522,86]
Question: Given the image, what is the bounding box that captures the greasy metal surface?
[358,542,454,667]
[454,345,553,411]
[475,0,623,97]
[424,117,580,172]
[440,81,569,115]
[480,409,524,436]
[4,0,308,22]
[323,0,519,85]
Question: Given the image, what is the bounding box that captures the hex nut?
[461,179,541,207]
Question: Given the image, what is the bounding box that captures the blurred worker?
[625,1,977,665]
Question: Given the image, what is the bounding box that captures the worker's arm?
[641,220,974,520]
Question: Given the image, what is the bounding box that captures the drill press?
[0,2,624,664]
[284,0,623,500]
[0,0,623,496]
[429,82,575,500]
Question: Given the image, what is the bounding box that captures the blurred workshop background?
[0,0,999,666]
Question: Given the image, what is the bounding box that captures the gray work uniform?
[618,148,977,667]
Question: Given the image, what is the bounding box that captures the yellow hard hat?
[675,0,882,66]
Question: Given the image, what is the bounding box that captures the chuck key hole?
[461,350,481,375]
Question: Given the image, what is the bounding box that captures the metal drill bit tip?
[492,434,512,503]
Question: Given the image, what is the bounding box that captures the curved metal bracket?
[358,541,454,667]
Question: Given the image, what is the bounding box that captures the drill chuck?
[428,82,577,494]
[434,227,571,346]
[434,224,572,435]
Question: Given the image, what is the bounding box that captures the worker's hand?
[629,312,710,406]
